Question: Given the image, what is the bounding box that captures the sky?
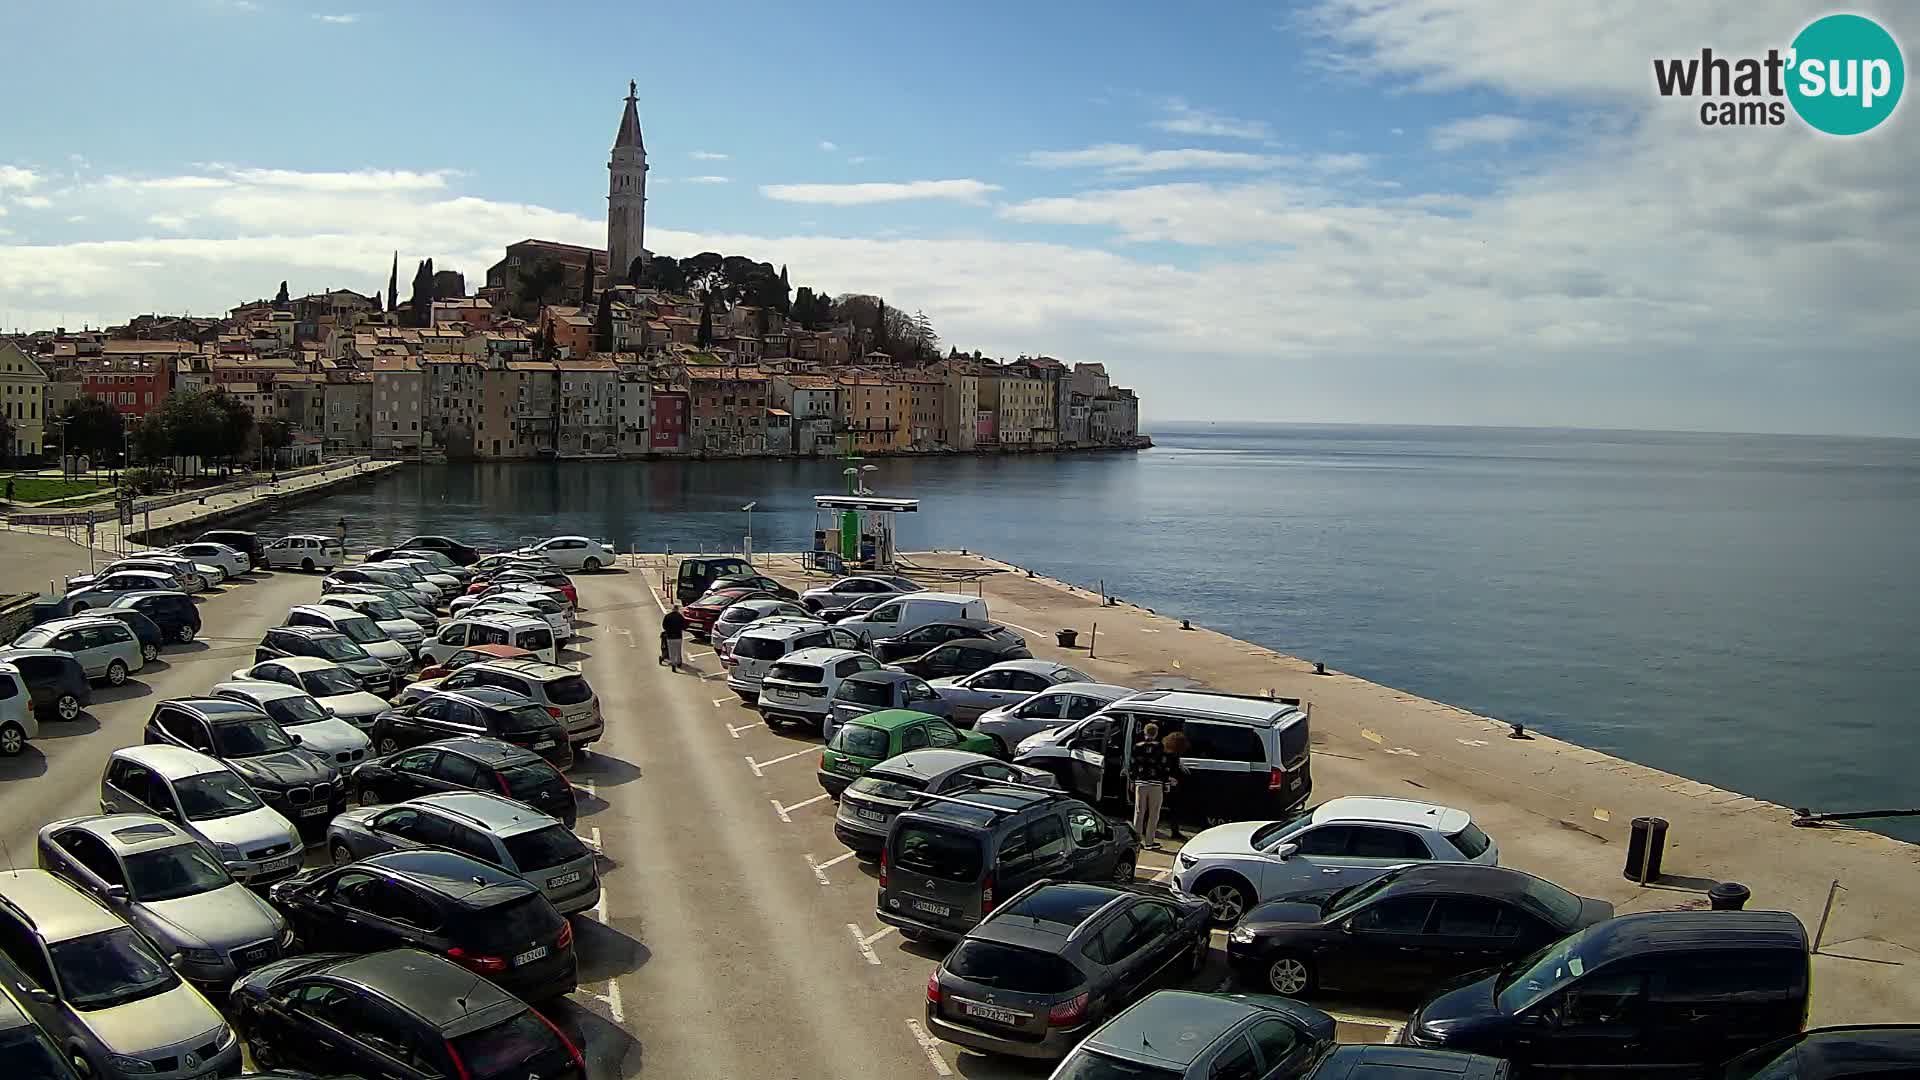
[0,0,1916,437]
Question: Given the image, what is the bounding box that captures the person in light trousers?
[1131,721,1171,850]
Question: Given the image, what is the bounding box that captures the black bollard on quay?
[1624,816,1669,882]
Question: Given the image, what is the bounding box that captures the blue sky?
[2,0,1916,436]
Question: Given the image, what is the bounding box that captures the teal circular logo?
[1787,13,1905,135]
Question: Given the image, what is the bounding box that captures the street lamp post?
[741,501,757,564]
[859,464,878,495]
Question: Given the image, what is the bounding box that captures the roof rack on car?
[910,782,1063,814]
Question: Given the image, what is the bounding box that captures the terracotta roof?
[555,357,617,371]
[369,356,421,373]
[779,375,838,390]
[102,340,199,355]
[506,360,555,372]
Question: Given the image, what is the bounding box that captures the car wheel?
[0,723,25,757]
[331,842,354,865]
[106,660,128,687]
[377,736,400,754]
[176,624,196,643]
[301,557,316,572]
[1265,954,1315,997]
[68,602,88,614]
[56,694,82,721]
[358,786,382,806]
[992,735,1013,758]
[1112,854,1137,883]
[142,642,160,662]
[1197,874,1254,926]
[583,557,601,572]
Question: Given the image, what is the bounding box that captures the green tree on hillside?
[56,396,125,466]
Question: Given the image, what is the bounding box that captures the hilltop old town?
[0,84,1143,471]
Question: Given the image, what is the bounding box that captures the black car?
[110,590,202,644]
[890,637,1033,680]
[674,555,754,604]
[927,880,1214,1059]
[1402,910,1812,1074]
[371,688,574,770]
[394,535,481,566]
[1054,989,1337,1079]
[232,948,584,1080]
[0,649,90,722]
[870,620,1027,664]
[878,785,1140,942]
[256,626,392,695]
[350,737,577,827]
[1720,1026,1920,1080]
[1228,864,1613,999]
[705,574,801,603]
[143,697,343,834]
[1307,1046,1509,1080]
[267,850,577,1001]
[817,593,894,623]
[82,607,166,663]
[198,529,268,570]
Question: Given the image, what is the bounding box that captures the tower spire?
[608,79,649,285]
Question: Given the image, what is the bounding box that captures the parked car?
[758,646,884,730]
[834,748,1056,856]
[12,616,144,686]
[412,643,536,683]
[141,698,343,838]
[710,597,815,647]
[426,659,602,751]
[929,659,1094,725]
[62,569,182,612]
[1226,863,1612,998]
[456,595,573,643]
[209,681,373,767]
[1048,990,1337,1080]
[311,592,428,653]
[0,870,240,1080]
[1175,796,1499,926]
[0,662,34,756]
[518,535,615,572]
[702,573,800,603]
[816,592,895,624]
[228,657,392,728]
[1017,690,1314,823]
[325,791,598,915]
[168,541,251,580]
[366,548,472,585]
[83,607,166,663]
[454,582,573,620]
[419,614,557,666]
[117,553,217,590]
[800,574,923,612]
[673,555,755,604]
[468,569,575,608]
[348,737,576,826]
[254,626,393,696]
[889,637,1036,682]
[927,880,1213,1060]
[878,784,1139,942]
[262,534,345,572]
[266,850,577,1002]
[725,622,867,704]
[0,980,82,1080]
[333,582,440,632]
[870,619,1025,664]
[1302,1047,1508,1080]
[99,745,304,885]
[280,605,414,673]
[678,587,773,641]
[320,567,435,610]
[391,534,482,565]
[82,557,205,593]
[827,669,955,735]
[361,561,452,603]
[838,591,991,642]
[197,529,268,569]
[0,648,89,722]
[975,683,1136,757]
[1400,910,1812,1074]
[1719,1026,1920,1080]
[230,949,584,1080]
[35,814,293,991]
[108,590,202,644]
[469,554,553,581]
[370,687,574,771]
[366,557,462,595]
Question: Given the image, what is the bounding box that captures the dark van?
[110,590,203,644]
[877,784,1138,943]
[197,529,267,569]
[674,555,755,605]
[1401,910,1811,1074]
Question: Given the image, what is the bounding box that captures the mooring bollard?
[1314,661,1327,675]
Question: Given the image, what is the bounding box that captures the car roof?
[29,615,123,632]
[843,669,916,686]
[112,743,229,777]
[974,882,1128,945]
[433,736,543,764]
[870,748,994,780]
[1048,682,1136,700]
[0,647,76,662]
[361,849,534,903]
[1580,910,1808,966]
[847,709,944,731]
[282,533,337,541]
[470,659,578,681]
[211,680,309,703]
[1084,991,1280,1067]
[1313,796,1472,834]
[453,645,535,659]
[740,621,832,641]
[438,686,538,708]
[462,612,546,629]
[413,791,557,835]
[59,814,196,856]
[904,783,1060,828]
[93,569,174,579]
[0,870,126,941]
[114,590,189,602]
[1312,1046,1509,1080]
[980,658,1070,674]
[1776,1027,1920,1073]
[265,655,345,673]
[289,605,355,619]
[1117,689,1308,725]
[780,646,867,664]
[274,625,348,639]
[1354,864,1556,905]
[321,950,520,1033]
[932,637,1022,654]
[889,591,977,605]
[165,696,277,722]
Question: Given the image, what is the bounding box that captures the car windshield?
[498,704,558,735]
[0,1025,66,1076]
[301,668,362,696]
[945,940,1084,992]
[1324,873,1403,917]
[835,680,893,707]
[354,598,403,620]
[48,927,180,1010]
[452,1010,567,1080]
[262,694,328,727]
[544,676,592,706]
[1249,808,1319,850]
[1053,1051,1185,1080]
[309,636,368,662]
[453,895,564,952]
[733,636,787,661]
[125,843,231,902]
[333,616,387,645]
[892,826,982,882]
[174,771,264,818]
[213,718,296,757]
[831,724,891,759]
[1496,930,1593,1012]
[1517,875,1584,926]
[503,825,588,872]
[499,763,566,800]
[848,774,926,802]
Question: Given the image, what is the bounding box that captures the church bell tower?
[608,80,648,286]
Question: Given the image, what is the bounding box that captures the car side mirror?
[27,988,53,1004]
[322,705,337,716]
[104,885,129,903]
[1273,843,1300,860]
[168,952,185,967]
[288,733,302,745]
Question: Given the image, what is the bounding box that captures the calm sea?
[262,425,1920,840]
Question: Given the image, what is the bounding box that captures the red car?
[414,643,536,682]
[680,587,764,640]
[467,571,578,608]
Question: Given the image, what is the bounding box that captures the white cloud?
[0,207,8,218]
[1154,99,1272,140]
[146,214,192,231]
[220,167,450,192]
[688,150,729,161]
[104,175,235,191]
[0,167,40,192]
[65,215,87,224]
[817,141,838,152]
[1430,114,1535,151]
[760,179,1000,205]
[684,175,731,184]
[1023,144,1280,174]
[15,195,52,209]
[311,12,358,23]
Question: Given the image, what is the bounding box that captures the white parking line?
[771,793,829,822]
[712,696,734,707]
[585,977,625,1022]
[747,749,811,776]
[807,850,855,885]
[904,1019,953,1076]
[580,779,597,798]
[862,926,896,948]
[688,650,713,660]
[575,827,602,850]
[847,923,882,965]
[727,722,758,740]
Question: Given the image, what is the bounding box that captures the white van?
[419,613,558,665]
[837,592,989,642]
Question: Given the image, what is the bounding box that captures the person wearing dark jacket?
[1161,730,1193,840]
[660,608,687,670]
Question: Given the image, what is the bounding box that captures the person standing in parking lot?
[660,606,687,671]
[1160,729,1193,841]
[1131,721,1169,850]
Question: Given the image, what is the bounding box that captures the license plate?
[548,872,580,888]
[912,899,952,917]
[242,945,272,964]
[835,759,862,775]
[513,945,549,966]
[300,804,329,817]
[258,856,296,873]
[856,807,887,822]
[962,1002,1024,1025]
[534,739,557,749]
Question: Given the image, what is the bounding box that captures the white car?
[209,680,374,767]
[124,550,225,587]
[758,646,884,731]
[228,657,392,729]
[711,598,815,648]
[1171,796,1500,925]
[169,541,252,580]
[519,535,616,572]
[0,661,36,757]
[99,745,304,885]
[311,593,428,653]
[263,534,344,571]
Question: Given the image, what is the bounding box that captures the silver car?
[208,681,372,767]
[973,682,1138,756]
[929,659,1094,724]
[326,791,600,914]
[122,552,222,588]
[711,598,815,647]
[63,570,183,613]
[227,658,391,729]
[458,595,573,642]
[429,659,603,749]
[99,746,305,886]
[0,870,240,1080]
[89,557,207,593]
[311,593,427,654]
[12,617,145,687]
[36,815,293,989]
[167,542,251,580]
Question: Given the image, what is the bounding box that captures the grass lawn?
[2,475,107,503]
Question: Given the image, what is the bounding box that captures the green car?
[817,709,996,797]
